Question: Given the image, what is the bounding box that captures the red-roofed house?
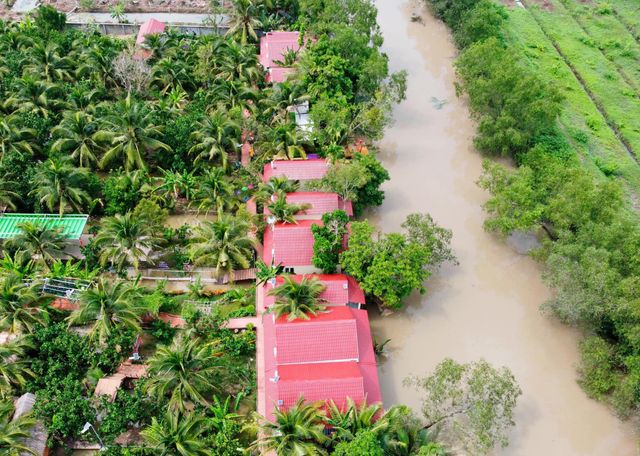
[265,192,353,220]
[263,159,329,183]
[134,19,165,60]
[259,31,302,83]
[261,306,381,420]
[258,274,365,308]
[136,19,166,45]
[262,220,319,274]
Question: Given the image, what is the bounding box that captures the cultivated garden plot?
[505,7,640,193]
[523,0,640,163]
[559,0,640,95]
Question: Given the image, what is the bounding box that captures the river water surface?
[369,1,638,454]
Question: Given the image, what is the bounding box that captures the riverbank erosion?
[369,0,638,454]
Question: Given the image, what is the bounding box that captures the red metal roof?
[275,317,359,364]
[262,220,319,267]
[261,306,381,420]
[136,19,165,45]
[260,274,365,308]
[277,362,365,411]
[259,31,301,83]
[265,192,353,218]
[262,159,329,182]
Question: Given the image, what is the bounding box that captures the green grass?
[504,7,640,192]
[524,0,640,162]
[559,0,640,95]
[609,0,640,42]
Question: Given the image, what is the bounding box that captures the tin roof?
[0,214,88,239]
[262,220,319,267]
[265,192,353,218]
[262,159,330,182]
[136,18,166,45]
[260,274,365,307]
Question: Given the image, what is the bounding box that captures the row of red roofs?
[256,159,382,422]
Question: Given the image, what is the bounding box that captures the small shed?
[0,214,88,240]
[136,19,166,46]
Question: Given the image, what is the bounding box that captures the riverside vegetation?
[0,1,523,455]
[424,0,640,425]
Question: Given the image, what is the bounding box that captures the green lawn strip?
[609,0,640,43]
[525,0,640,161]
[560,0,640,95]
[504,8,640,192]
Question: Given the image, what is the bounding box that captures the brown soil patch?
[527,0,555,11]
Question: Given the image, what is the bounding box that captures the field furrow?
[522,0,640,163]
[610,0,640,44]
[503,7,640,194]
[559,0,640,96]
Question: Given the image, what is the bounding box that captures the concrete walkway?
[224,316,259,330]
[66,12,225,25]
[11,0,39,13]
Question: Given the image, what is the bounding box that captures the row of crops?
[504,0,640,196]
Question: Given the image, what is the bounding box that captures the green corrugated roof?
[0,214,88,240]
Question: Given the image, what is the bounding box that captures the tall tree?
[0,338,34,399]
[30,157,92,215]
[145,337,233,412]
[22,42,72,82]
[0,399,37,455]
[267,275,326,321]
[267,193,311,224]
[226,0,263,45]
[0,275,47,335]
[189,108,242,169]
[67,279,143,343]
[50,111,102,168]
[98,94,171,171]
[253,397,327,455]
[192,168,237,216]
[0,115,38,159]
[406,359,521,455]
[93,212,163,271]
[5,223,68,271]
[141,408,210,456]
[188,215,255,278]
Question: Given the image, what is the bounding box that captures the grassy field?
[504,5,640,195]
[559,0,640,95]
[609,0,640,42]
[523,0,640,160]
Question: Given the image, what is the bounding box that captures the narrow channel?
[368,0,638,454]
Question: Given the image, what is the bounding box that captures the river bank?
[369,0,638,454]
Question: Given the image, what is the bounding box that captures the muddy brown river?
[368,1,638,454]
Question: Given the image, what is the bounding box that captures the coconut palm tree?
[0,177,20,211]
[22,42,73,82]
[0,274,48,335]
[258,121,308,159]
[188,215,255,279]
[141,408,210,456]
[254,176,300,206]
[217,41,262,84]
[0,251,34,279]
[0,337,34,398]
[5,223,68,271]
[151,57,194,95]
[6,75,63,118]
[267,193,311,224]
[378,405,442,456]
[253,397,327,455]
[192,168,237,215]
[76,45,116,87]
[145,337,231,412]
[325,398,384,444]
[226,0,263,44]
[0,399,37,455]
[50,111,102,168]
[154,169,197,202]
[0,115,38,159]
[97,94,171,171]
[30,157,92,215]
[267,275,326,321]
[67,278,143,343]
[93,211,163,271]
[189,108,242,169]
